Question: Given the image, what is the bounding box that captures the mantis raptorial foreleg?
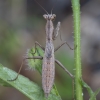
[53,22,61,40]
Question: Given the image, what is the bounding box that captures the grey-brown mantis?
[9,0,75,98]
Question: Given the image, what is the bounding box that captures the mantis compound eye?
[43,14,56,20]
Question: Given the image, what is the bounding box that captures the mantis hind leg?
[8,41,44,81]
[8,56,43,81]
[55,59,74,99]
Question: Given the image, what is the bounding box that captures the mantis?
[9,0,75,98]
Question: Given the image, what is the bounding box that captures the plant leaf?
[0,64,61,100]
[80,78,93,97]
[89,88,100,100]
[80,78,100,100]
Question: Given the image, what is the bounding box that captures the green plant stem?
[71,0,83,100]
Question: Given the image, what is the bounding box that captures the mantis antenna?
[34,0,57,14]
[34,0,49,14]
[51,0,57,14]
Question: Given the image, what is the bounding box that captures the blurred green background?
[1,0,100,100]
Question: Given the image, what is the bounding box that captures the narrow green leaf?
[80,78,100,100]
[0,64,61,100]
[90,88,100,100]
[80,78,93,97]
